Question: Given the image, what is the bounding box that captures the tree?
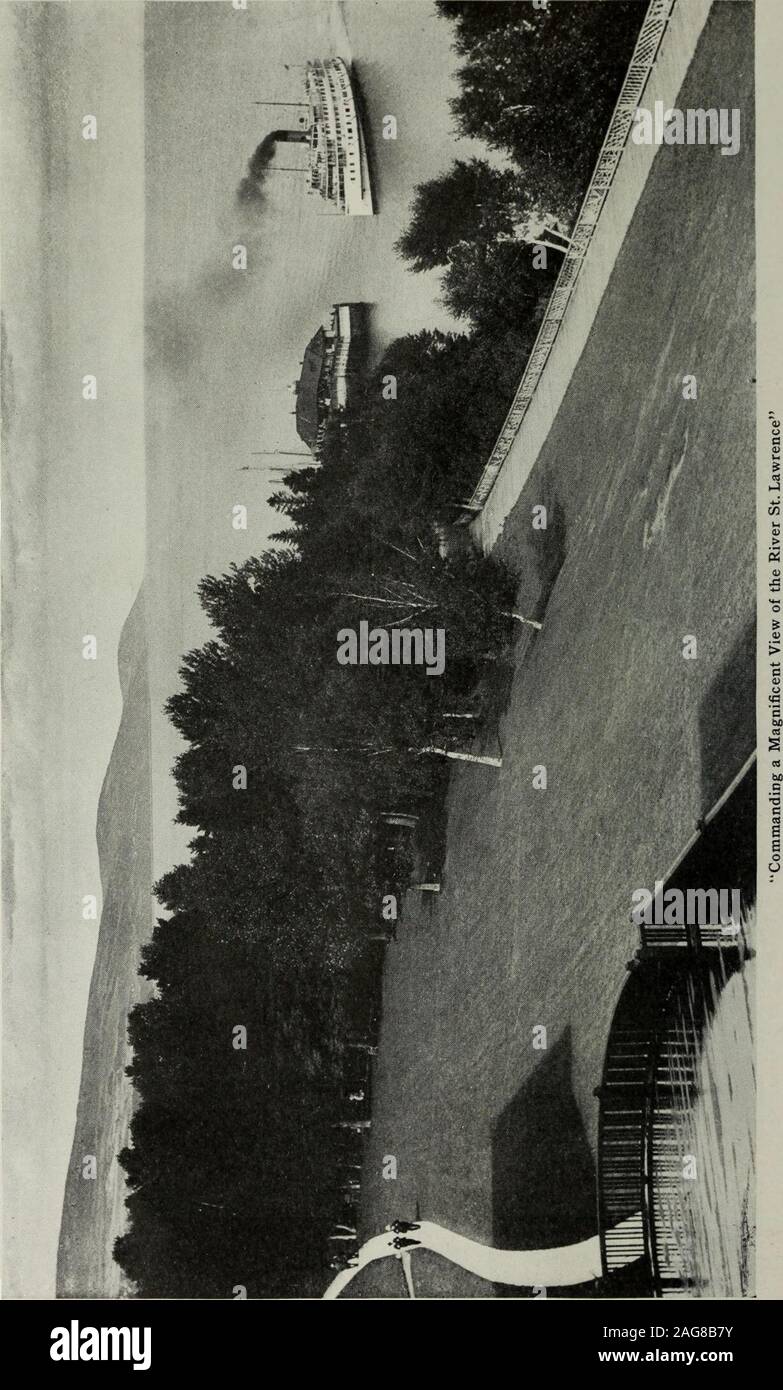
[441,237,554,338]
[396,158,533,272]
[443,1,646,221]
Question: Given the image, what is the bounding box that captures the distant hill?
[56,584,154,1299]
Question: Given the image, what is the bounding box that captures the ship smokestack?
[237,128,309,205]
[270,129,309,145]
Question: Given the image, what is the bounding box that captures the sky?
[2,0,146,1296]
[2,0,486,1297]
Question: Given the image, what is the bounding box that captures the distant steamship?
[262,59,374,217]
[293,303,368,454]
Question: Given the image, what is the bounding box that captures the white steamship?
[262,58,375,217]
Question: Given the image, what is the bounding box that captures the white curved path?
[323,1214,641,1298]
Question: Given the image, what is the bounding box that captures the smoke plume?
[237,130,307,207]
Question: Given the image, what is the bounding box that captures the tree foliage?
[395,158,530,272]
[443,0,646,219]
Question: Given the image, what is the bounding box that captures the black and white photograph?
[1,0,780,1324]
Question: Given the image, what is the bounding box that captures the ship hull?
[344,66,374,217]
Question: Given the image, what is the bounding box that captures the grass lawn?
[352,2,756,1297]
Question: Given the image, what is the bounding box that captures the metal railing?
[597,963,664,1291]
[597,943,746,1295]
[463,0,677,517]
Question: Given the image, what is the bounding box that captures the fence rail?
[597,947,744,1295]
[462,0,677,517]
[598,965,664,1291]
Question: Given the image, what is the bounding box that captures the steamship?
[294,303,368,454]
[265,59,375,217]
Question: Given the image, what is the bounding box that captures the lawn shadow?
[697,616,755,816]
[474,489,569,734]
[413,792,450,883]
[490,1028,598,1298]
[532,492,568,620]
[470,648,519,738]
